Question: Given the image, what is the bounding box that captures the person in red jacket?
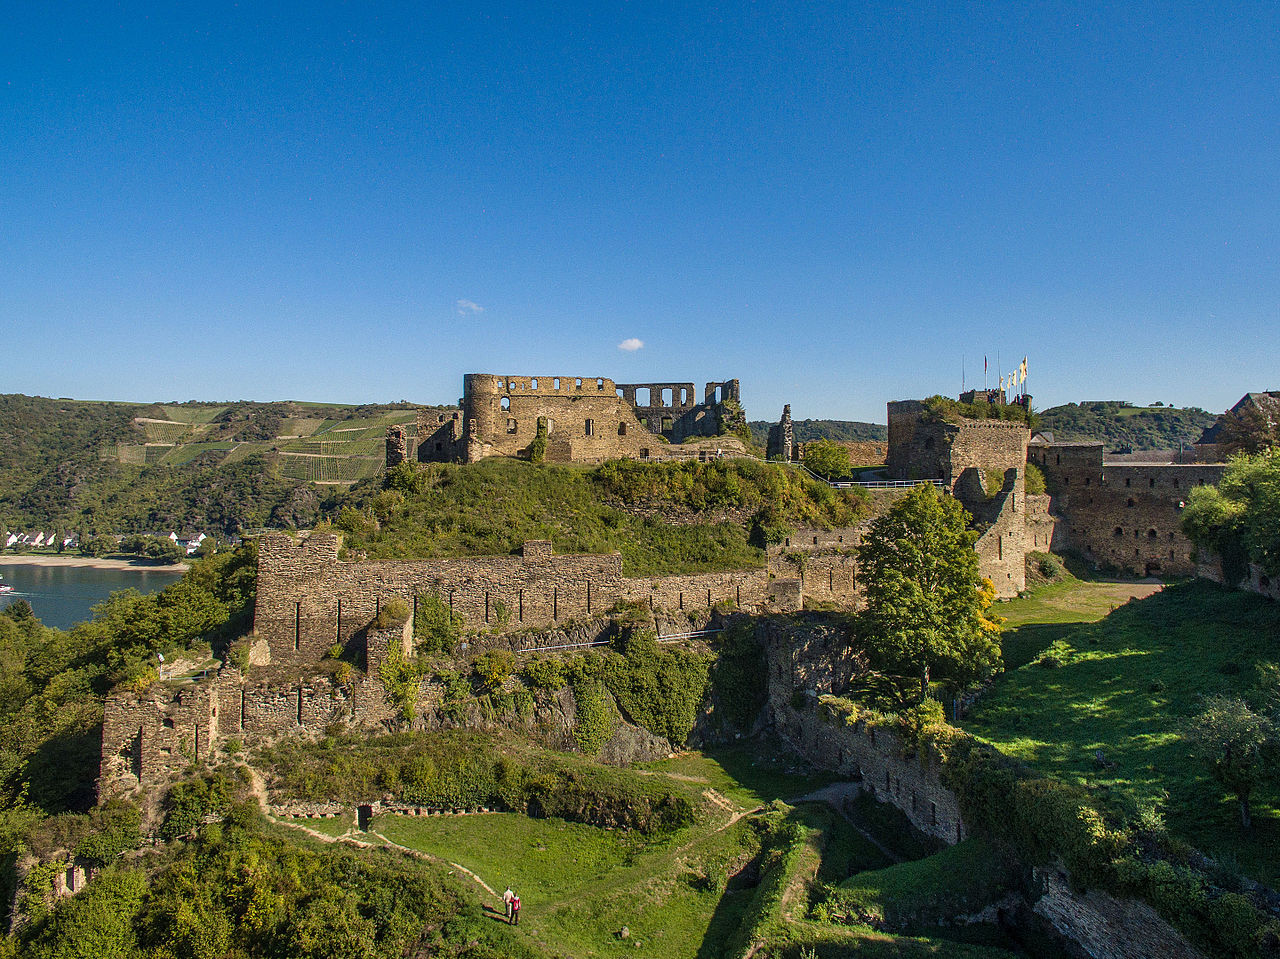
[510,894,521,925]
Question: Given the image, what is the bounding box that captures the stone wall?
[761,618,965,844]
[1025,494,1064,553]
[1032,868,1205,959]
[254,534,629,666]
[762,617,1208,959]
[1030,442,1227,576]
[254,533,807,667]
[1197,556,1280,601]
[99,682,217,797]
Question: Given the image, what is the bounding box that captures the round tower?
[463,373,504,440]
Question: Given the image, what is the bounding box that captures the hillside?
[0,395,444,536]
[1036,401,1216,451]
[747,418,887,447]
[335,457,868,575]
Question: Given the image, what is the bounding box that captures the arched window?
[1114,527,1124,537]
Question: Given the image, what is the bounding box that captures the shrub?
[569,675,615,756]
[520,658,566,690]
[160,774,235,841]
[1025,462,1047,495]
[374,597,410,630]
[414,593,463,653]
[474,650,514,692]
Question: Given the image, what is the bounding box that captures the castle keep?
[887,399,1031,595]
[395,373,743,465]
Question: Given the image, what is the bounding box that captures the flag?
[1020,357,1028,378]
[999,376,1005,391]
[984,356,988,374]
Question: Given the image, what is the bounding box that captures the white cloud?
[456,299,484,316]
[618,337,644,352]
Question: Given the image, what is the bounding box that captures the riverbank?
[0,554,188,573]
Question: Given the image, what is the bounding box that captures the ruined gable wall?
[972,477,1028,597]
[416,410,463,462]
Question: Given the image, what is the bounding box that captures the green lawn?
[965,579,1280,884]
[375,807,760,958]
[372,742,1031,958]
[640,744,839,809]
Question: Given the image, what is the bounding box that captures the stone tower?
[768,405,795,462]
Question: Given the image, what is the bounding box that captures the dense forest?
[1036,401,1216,451]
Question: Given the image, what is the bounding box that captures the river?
[0,562,184,630]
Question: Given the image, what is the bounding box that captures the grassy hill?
[336,457,868,575]
[1036,401,1216,451]
[963,577,1280,885]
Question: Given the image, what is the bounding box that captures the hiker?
[511,893,521,926]
[503,886,514,920]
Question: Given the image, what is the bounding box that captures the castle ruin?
[101,382,1256,799]
[396,373,743,466]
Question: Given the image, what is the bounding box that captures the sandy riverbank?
[0,554,188,572]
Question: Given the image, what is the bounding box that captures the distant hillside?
[1036,401,1216,452]
[747,418,887,447]
[0,395,445,536]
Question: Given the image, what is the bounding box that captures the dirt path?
[372,831,499,899]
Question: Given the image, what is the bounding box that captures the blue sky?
[2,2,1277,423]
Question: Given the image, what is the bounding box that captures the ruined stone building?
[1028,439,1226,577]
[389,373,743,466]
[886,399,1032,595]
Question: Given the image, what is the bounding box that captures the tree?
[1182,448,1280,578]
[80,535,117,558]
[856,483,1003,702]
[1183,696,1278,829]
[801,439,853,480]
[1217,405,1280,457]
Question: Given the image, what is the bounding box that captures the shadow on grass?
[999,622,1085,670]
